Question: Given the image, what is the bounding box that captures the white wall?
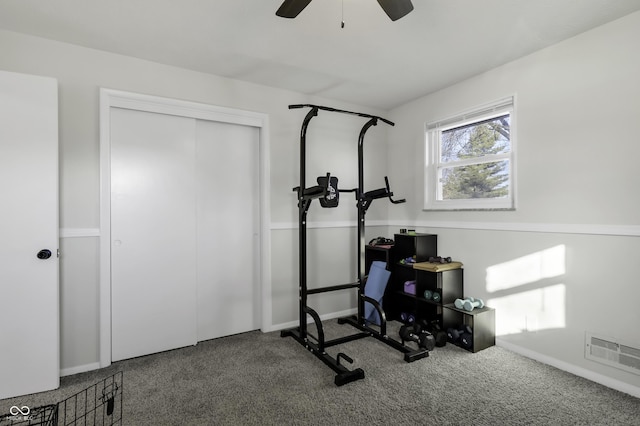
[387,11,640,393]
[3,9,639,395]
[0,29,390,374]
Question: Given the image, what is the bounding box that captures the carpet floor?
[2,320,639,425]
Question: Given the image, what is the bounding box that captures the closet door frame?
[99,89,271,368]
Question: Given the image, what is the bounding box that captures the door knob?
[37,249,52,259]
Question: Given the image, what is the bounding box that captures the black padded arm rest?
[292,185,326,199]
[302,185,324,197]
[363,187,388,200]
[303,185,325,198]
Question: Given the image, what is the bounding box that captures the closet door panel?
[196,120,260,341]
[110,108,197,361]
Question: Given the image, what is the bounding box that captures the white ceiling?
[1,0,639,110]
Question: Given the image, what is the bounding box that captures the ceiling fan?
[276,0,414,22]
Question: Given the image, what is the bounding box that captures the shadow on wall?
[485,245,566,336]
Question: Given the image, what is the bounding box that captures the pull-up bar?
[289,104,395,127]
[281,104,428,387]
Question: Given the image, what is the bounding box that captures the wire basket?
[1,372,123,426]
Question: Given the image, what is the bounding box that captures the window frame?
[424,97,516,211]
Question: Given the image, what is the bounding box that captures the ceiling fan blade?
[377,0,414,21]
[276,0,313,18]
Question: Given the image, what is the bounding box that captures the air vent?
[585,332,640,376]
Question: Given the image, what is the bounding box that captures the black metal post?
[298,106,318,340]
[357,117,378,320]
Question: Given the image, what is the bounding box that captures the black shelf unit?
[364,245,391,274]
[379,231,495,353]
[443,304,496,353]
[416,267,464,307]
[387,266,464,326]
[385,233,441,323]
[391,233,437,264]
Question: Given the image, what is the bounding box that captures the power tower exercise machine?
[280,104,430,386]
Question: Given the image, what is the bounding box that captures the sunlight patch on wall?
[488,284,566,336]
[486,245,566,292]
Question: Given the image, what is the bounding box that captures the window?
[425,97,515,210]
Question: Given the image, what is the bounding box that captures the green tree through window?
[440,115,510,200]
[425,96,515,210]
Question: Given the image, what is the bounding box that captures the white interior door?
[195,120,260,341]
[110,108,198,362]
[0,70,59,399]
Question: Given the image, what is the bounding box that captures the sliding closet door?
[195,120,260,341]
[110,108,197,361]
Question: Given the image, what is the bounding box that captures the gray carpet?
[2,320,639,425]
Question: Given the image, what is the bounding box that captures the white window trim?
[424,96,517,211]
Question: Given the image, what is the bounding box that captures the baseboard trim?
[269,308,358,332]
[496,338,640,398]
[60,362,101,377]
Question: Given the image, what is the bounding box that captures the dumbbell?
[399,324,420,346]
[400,312,415,324]
[446,325,473,343]
[462,298,485,312]
[411,323,437,351]
[454,297,475,310]
[423,290,441,302]
[417,329,436,351]
[399,324,435,351]
[418,320,447,347]
[459,331,473,349]
[428,256,452,264]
